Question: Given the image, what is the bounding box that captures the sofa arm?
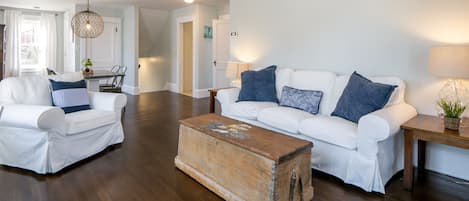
[88,92,127,112]
[215,88,240,114]
[358,103,417,141]
[0,104,65,130]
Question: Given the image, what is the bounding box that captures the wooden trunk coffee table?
[175,114,314,201]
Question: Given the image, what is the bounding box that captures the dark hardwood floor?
[1,91,468,201]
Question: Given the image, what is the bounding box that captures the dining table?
[83,70,125,92]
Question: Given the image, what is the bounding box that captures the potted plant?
[437,99,467,130]
[81,58,93,73]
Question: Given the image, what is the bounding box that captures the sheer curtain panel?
[40,13,57,72]
[4,10,22,77]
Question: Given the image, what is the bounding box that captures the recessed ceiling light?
[184,0,194,3]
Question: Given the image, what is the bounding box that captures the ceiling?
[0,0,229,12]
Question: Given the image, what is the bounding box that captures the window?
[20,15,42,71]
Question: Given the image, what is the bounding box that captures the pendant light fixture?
[71,0,104,38]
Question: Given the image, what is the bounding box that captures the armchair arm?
[88,92,127,112]
[0,104,65,130]
[358,103,417,141]
[215,88,240,114]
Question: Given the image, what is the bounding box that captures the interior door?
[80,17,122,70]
[212,17,231,88]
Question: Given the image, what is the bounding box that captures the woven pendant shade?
[71,1,104,38]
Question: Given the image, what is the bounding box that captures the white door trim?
[176,16,199,97]
[79,17,122,70]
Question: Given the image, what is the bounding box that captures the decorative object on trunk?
[437,99,466,130]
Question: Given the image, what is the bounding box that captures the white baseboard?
[165,82,209,98]
[122,85,140,95]
[138,88,167,94]
[194,88,210,98]
[166,82,178,93]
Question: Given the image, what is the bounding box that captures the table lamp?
[428,45,469,130]
[226,62,250,87]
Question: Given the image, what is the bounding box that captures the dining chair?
[100,65,121,89]
[100,65,127,93]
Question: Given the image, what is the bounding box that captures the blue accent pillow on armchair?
[50,79,91,114]
[280,86,323,115]
[331,72,396,123]
[238,65,278,102]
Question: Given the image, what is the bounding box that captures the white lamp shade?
[226,62,250,79]
[428,46,469,78]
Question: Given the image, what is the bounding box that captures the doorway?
[176,17,195,97]
[181,22,193,96]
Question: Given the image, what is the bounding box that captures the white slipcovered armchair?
[0,74,127,174]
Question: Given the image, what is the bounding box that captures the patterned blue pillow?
[279,86,323,115]
[50,80,91,114]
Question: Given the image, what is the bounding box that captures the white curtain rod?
[0,7,61,16]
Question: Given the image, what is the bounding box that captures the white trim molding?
[175,16,199,98]
[193,88,210,99]
[166,82,178,93]
[122,84,140,95]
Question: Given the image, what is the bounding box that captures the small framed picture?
[204,26,213,39]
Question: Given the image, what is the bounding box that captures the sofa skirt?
[223,114,403,194]
[0,122,124,174]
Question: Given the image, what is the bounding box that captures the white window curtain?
[3,10,22,77]
[40,13,57,72]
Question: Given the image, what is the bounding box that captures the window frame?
[19,14,43,72]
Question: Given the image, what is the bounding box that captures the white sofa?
[216,69,417,193]
[0,74,127,174]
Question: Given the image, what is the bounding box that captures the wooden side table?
[208,87,235,113]
[401,115,469,190]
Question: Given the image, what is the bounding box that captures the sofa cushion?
[50,79,91,114]
[229,101,278,120]
[331,72,396,123]
[0,76,52,105]
[329,74,406,113]
[290,70,336,115]
[65,109,116,135]
[299,116,358,150]
[238,65,278,102]
[280,86,323,115]
[258,107,314,134]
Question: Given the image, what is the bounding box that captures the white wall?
[231,0,469,180]
[169,5,195,85]
[0,10,4,24]
[168,4,218,94]
[138,8,170,93]
[122,5,139,94]
[196,4,217,89]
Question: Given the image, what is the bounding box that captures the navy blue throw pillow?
[331,72,396,123]
[280,86,323,115]
[50,79,91,114]
[238,65,278,102]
